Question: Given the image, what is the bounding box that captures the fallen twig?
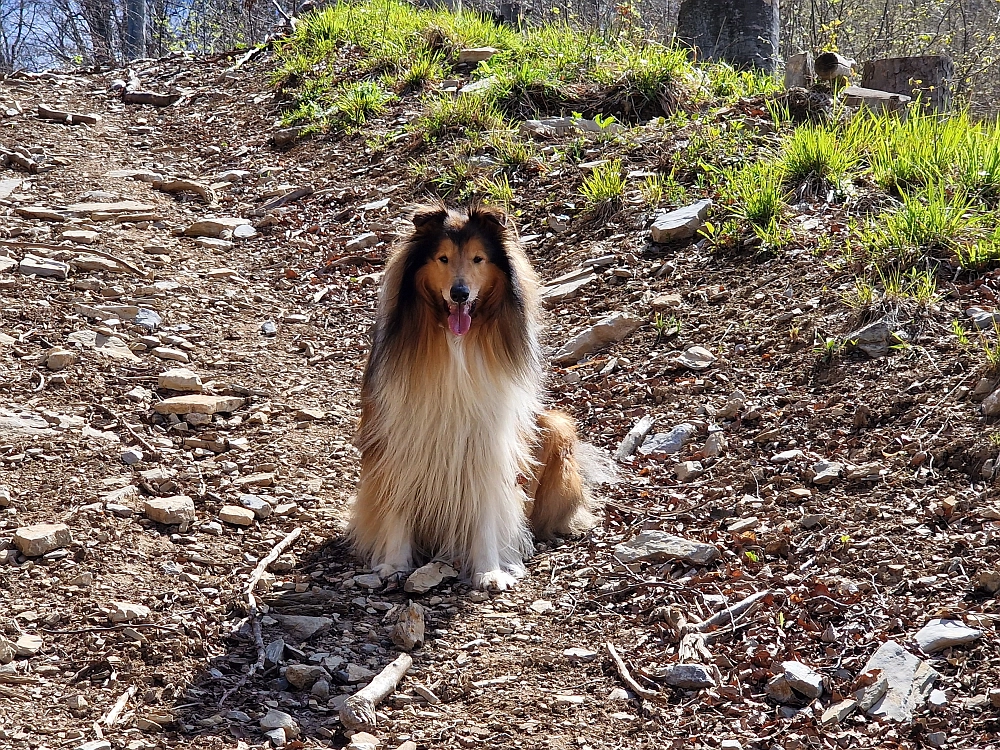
[340,653,414,732]
[605,642,659,701]
[101,684,137,727]
[92,404,162,459]
[218,527,302,706]
[680,589,778,636]
[37,104,99,126]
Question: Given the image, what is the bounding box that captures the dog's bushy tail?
[576,441,619,489]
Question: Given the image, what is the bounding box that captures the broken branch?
[340,653,414,732]
[37,104,100,126]
[605,641,659,701]
[218,527,302,706]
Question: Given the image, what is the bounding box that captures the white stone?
[563,647,598,662]
[219,505,255,526]
[914,619,982,653]
[650,200,712,243]
[345,232,378,252]
[143,495,196,524]
[812,460,842,485]
[239,493,273,518]
[274,615,333,642]
[782,660,824,698]
[14,633,43,656]
[260,709,299,739]
[615,415,655,460]
[353,573,383,589]
[151,346,189,363]
[183,217,251,238]
[674,345,716,370]
[639,423,696,456]
[614,531,718,565]
[45,347,78,370]
[14,523,72,556]
[19,254,69,279]
[552,313,643,365]
[404,561,458,594]
[154,395,244,415]
[821,699,857,725]
[111,601,151,623]
[61,229,99,245]
[158,368,202,392]
[860,640,939,721]
[529,599,555,614]
[120,447,144,465]
[458,47,498,63]
[674,460,704,482]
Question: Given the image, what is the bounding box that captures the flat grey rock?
[782,660,824,698]
[639,423,696,456]
[552,312,643,365]
[914,619,982,653]
[843,320,892,358]
[650,200,712,243]
[861,640,939,721]
[659,663,717,689]
[275,614,333,642]
[19,254,70,279]
[614,530,718,566]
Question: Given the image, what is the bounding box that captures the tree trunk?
[676,0,779,72]
[860,56,953,112]
[124,0,147,60]
[80,0,115,64]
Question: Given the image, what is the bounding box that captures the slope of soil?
[1,46,999,750]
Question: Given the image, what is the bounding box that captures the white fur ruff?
[357,333,540,589]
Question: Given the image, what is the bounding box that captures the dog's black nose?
[450,284,470,303]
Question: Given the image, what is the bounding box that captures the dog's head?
[402,202,524,337]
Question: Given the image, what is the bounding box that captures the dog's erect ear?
[411,203,448,231]
[469,202,509,230]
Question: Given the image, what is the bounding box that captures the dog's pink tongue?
[448,304,472,336]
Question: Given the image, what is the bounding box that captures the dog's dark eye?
[473,256,484,264]
[438,256,448,264]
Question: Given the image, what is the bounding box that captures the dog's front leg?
[470,509,527,591]
[370,514,414,579]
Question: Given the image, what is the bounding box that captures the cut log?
[0,147,39,173]
[676,0,779,72]
[861,55,953,111]
[339,654,413,731]
[37,104,100,126]
[121,69,182,107]
[784,52,814,89]
[841,85,911,117]
[814,52,856,82]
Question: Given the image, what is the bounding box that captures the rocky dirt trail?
[1,51,1000,750]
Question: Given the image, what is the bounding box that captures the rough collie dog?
[350,202,605,590]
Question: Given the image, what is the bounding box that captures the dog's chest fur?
[375,335,538,554]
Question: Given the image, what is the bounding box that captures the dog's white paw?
[474,569,519,591]
[373,563,412,580]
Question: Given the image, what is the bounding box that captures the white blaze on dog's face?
[422,235,501,337]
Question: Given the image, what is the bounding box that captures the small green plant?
[579,159,626,214]
[640,171,687,207]
[334,81,394,126]
[724,162,786,228]
[842,277,877,310]
[865,183,976,265]
[815,337,841,363]
[956,226,1000,271]
[780,125,858,192]
[399,50,447,91]
[429,161,472,198]
[980,324,1000,372]
[744,550,760,563]
[652,312,680,344]
[487,129,534,167]
[415,93,504,142]
[989,432,1000,448]
[952,319,971,347]
[480,172,515,208]
[906,268,940,306]
[752,218,793,253]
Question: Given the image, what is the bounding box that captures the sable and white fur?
[350,202,606,590]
